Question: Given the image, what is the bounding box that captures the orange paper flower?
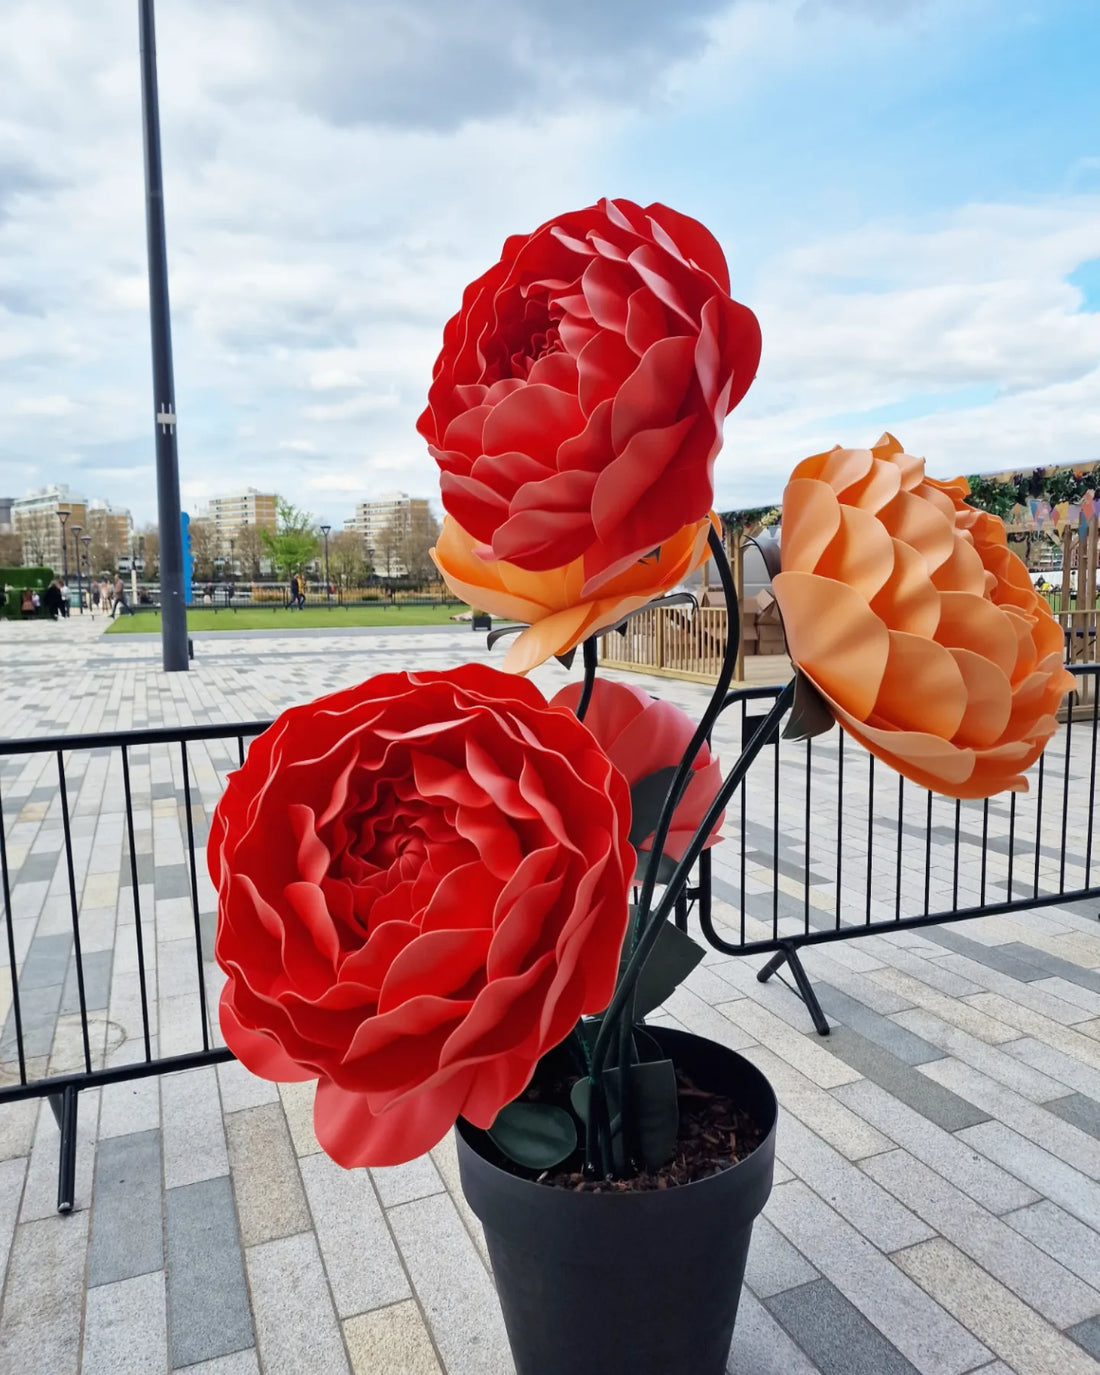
[772,434,1075,799]
[432,513,716,674]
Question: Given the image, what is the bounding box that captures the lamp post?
[320,525,331,604]
[81,536,91,610]
[228,537,235,607]
[57,508,70,583]
[70,524,83,614]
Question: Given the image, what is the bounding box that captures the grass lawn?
[105,604,477,633]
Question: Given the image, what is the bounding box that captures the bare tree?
[137,524,159,580]
[328,530,366,590]
[397,505,441,584]
[374,504,440,582]
[0,531,24,566]
[187,518,219,582]
[16,510,54,566]
[233,522,265,581]
[89,535,116,577]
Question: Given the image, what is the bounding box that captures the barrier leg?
[48,1085,80,1213]
[757,940,830,1037]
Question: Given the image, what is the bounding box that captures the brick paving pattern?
[1,613,1099,1373]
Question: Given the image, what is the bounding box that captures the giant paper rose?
[772,434,1075,799]
[210,665,634,1166]
[433,512,717,674]
[418,197,760,591]
[551,679,724,864]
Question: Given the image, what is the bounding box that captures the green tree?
[262,499,319,578]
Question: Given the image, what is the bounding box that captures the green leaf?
[629,1058,680,1170]
[627,766,681,848]
[487,1102,577,1170]
[782,669,835,743]
[632,918,706,1019]
[570,1059,679,1172]
[632,847,680,888]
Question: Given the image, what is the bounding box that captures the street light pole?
[320,525,331,604]
[81,536,91,610]
[70,524,83,614]
[228,537,236,608]
[57,508,70,583]
[139,0,188,671]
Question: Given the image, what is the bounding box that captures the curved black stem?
[575,636,599,723]
[587,525,743,1172]
[592,679,795,1090]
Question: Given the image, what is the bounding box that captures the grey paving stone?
[764,1180,990,1375]
[246,1231,350,1375]
[387,1191,513,1375]
[775,1113,933,1252]
[1067,1315,1100,1361]
[832,1078,1038,1214]
[1,977,62,1058]
[0,1212,89,1375]
[59,947,113,1014]
[920,1059,1100,1177]
[815,983,944,1064]
[744,1213,819,1299]
[300,1151,410,1318]
[371,1152,446,1208]
[81,1269,168,1375]
[862,1148,1100,1327]
[727,1288,823,1375]
[822,1027,990,1131]
[958,1121,1100,1231]
[767,1278,920,1375]
[154,862,193,900]
[0,1157,26,1281]
[13,851,60,886]
[160,1066,229,1188]
[225,1103,310,1246]
[1004,1036,1100,1101]
[1003,1199,1100,1288]
[998,942,1100,995]
[894,1009,1075,1102]
[87,1129,164,1286]
[1045,1091,1100,1140]
[165,1175,255,1369]
[920,927,1051,980]
[14,931,71,989]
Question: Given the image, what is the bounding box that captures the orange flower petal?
[949,649,1013,749]
[772,571,888,721]
[869,540,940,638]
[779,478,842,573]
[872,631,966,738]
[814,503,896,602]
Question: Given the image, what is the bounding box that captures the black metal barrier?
[0,722,267,1210]
[2,668,1097,1211]
[683,663,1100,1034]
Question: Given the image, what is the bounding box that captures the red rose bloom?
[210,665,633,1166]
[418,197,761,592]
[551,679,724,863]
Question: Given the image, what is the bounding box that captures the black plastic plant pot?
[455,1026,778,1375]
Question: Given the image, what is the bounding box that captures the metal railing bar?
[0,772,27,1085]
[180,741,211,1053]
[120,746,153,1061]
[0,1046,235,1104]
[56,751,92,1075]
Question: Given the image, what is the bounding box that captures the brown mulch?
[492,1067,768,1194]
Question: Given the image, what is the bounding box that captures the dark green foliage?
[488,1102,578,1170]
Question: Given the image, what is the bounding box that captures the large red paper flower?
[773,434,1075,799]
[551,679,724,863]
[210,665,633,1166]
[418,197,761,592]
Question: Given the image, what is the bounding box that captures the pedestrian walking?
[90,578,100,614]
[59,580,70,618]
[43,579,64,620]
[112,574,133,617]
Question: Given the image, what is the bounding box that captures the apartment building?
[12,485,89,570]
[343,491,432,575]
[198,489,278,553]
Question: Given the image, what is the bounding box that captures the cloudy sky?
[0,0,1097,529]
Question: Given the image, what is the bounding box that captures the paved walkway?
[1,614,1099,1374]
